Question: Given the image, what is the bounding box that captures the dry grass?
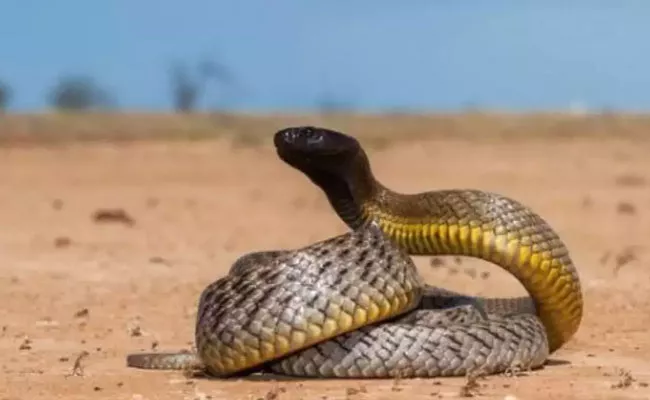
[2,111,650,148]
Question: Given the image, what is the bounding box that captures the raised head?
[273,126,361,173]
[273,126,377,227]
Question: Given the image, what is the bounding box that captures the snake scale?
[126,126,583,378]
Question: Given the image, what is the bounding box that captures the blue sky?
[1,1,650,112]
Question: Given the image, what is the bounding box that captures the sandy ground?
[2,121,650,399]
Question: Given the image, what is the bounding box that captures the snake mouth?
[274,126,360,169]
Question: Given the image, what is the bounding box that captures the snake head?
[274,126,360,172]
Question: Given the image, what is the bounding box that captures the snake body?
[126,126,583,378]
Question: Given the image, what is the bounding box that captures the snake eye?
[274,126,359,155]
[274,126,323,148]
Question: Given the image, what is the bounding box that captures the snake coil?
[126,126,583,378]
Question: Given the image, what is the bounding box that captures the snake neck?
[300,150,384,230]
[309,150,428,231]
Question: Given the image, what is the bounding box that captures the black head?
[273,126,360,172]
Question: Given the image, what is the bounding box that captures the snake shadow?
[189,358,572,382]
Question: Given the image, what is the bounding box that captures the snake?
[126,126,583,378]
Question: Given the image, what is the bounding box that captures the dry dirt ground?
[2,115,650,400]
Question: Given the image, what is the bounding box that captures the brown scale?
[125,126,582,378]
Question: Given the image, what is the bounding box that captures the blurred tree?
[0,80,11,112]
[169,58,237,113]
[170,62,199,113]
[48,75,115,111]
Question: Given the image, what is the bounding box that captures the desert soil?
[2,115,650,400]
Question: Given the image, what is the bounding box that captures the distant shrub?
[0,80,11,112]
[48,75,115,111]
